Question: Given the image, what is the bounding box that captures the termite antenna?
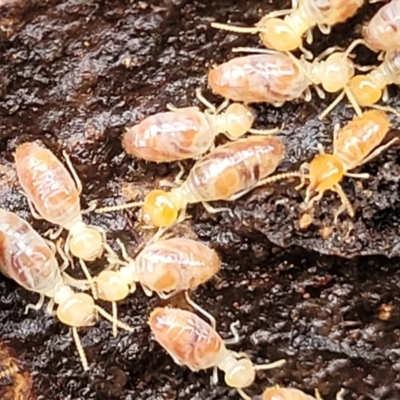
[369,104,400,120]
[236,388,251,400]
[79,260,97,300]
[255,171,302,188]
[72,326,89,371]
[95,201,144,213]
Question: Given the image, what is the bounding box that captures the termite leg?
[184,291,216,330]
[24,294,45,314]
[332,183,354,222]
[332,124,340,153]
[224,320,241,345]
[56,239,70,271]
[345,172,370,179]
[63,150,83,194]
[82,200,98,215]
[336,389,347,400]
[319,90,346,120]
[237,388,251,400]
[112,301,118,337]
[195,89,219,114]
[201,202,234,218]
[211,366,219,384]
[79,260,97,300]
[25,197,44,221]
[253,358,286,371]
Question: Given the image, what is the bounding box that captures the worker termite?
[363,0,400,53]
[97,136,297,228]
[149,307,286,388]
[348,49,400,107]
[122,90,278,163]
[15,142,106,262]
[298,109,398,221]
[238,386,346,400]
[0,208,132,371]
[95,237,221,336]
[207,45,363,118]
[212,0,363,55]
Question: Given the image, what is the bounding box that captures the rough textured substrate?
[0,0,400,399]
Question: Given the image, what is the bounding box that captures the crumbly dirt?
[0,0,400,399]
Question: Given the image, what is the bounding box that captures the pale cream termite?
[298,110,397,221]
[212,0,364,54]
[149,307,285,388]
[238,386,346,400]
[122,92,277,162]
[15,142,105,262]
[0,208,132,371]
[348,49,400,107]
[207,48,362,118]
[96,136,296,228]
[95,237,221,336]
[363,0,400,53]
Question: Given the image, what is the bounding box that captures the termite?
[97,136,296,228]
[363,0,400,53]
[298,109,398,221]
[95,237,221,336]
[148,307,286,388]
[348,49,400,107]
[15,142,105,262]
[207,44,363,119]
[212,0,363,55]
[0,208,132,371]
[122,90,278,163]
[238,386,346,400]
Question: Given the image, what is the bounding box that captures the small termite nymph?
[363,0,400,53]
[348,49,400,107]
[95,237,221,336]
[238,385,346,400]
[15,142,106,262]
[149,307,286,388]
[0,208,132,371]
[298,110,397,221]
[97,136,297,228]
[207,43,363,118]
[122,91,277,163]
[212,0,363,54]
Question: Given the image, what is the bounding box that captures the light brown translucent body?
[363,0,400,52]
[208,54,310,104]
[123,107,254,162]
[263,386,315,400]
[0,208,62,298]
[178,136,285,203]
[97,238,221,300]
[135,238,221,292]
[15,143,81,228]
[149,307,258,388]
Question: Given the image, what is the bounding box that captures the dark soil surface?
[0,0,400,399]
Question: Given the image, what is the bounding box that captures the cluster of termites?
[0,1,399,399]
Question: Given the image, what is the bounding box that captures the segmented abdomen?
[15,143,81,228]
[180,136,285,203]
[123,110,215,162]
[0,208,62,297]
[136,238,220,292]
[208,54,309,104]
[334,110,390,170]
[149,307,223,370]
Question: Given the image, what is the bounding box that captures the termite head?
[69,222,103,261]
[348,75,382,106]
[320,52,355,93]
[142,189,185,228]
[258,18,301,51]
[55,286,97,327]
[307,153,344,195]
[224,358,255,389]
[262,386,308,400]
[96,270,135,302]
[222,103,255,138]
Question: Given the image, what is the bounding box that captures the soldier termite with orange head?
[238,386,346,400]
[212,0,363,55]
[348,49,400,107]
[149,307,286,389]
[207,46,363,118]
[298,109,398,221]
[122,90,278,163]
[15,142,106,262]
[0,208,133,371]
[95,237,221,336]
[363,0,400,53]
[97,136,296,228]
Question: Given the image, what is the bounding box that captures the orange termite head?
[142,189,184,228]
[262,386,311,400]
[307,153,345,195]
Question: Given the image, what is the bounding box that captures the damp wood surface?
[0,0,400,399]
